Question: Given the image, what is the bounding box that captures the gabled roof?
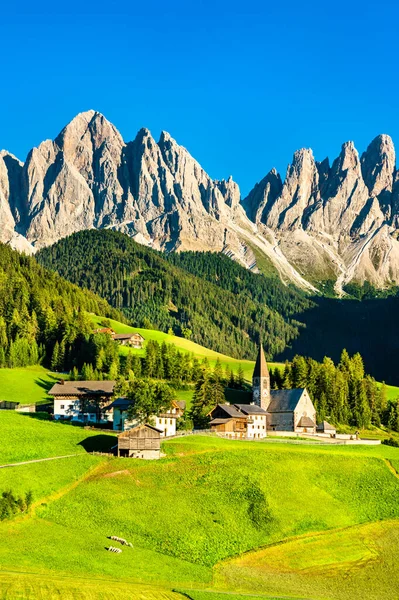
[209,404,246,419]
[268,389,306,412]
[107,397,132,410]
[234,403,267,415]
[49,380,115,396]
[317,420,336,431]
[253,345,269,379]
[112,333,135,340]
[118,423,163,437]
[297,415,316,428]
[209,418,234,425]
[176,400,186,411]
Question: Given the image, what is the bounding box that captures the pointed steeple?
[253,344,269,379]
[252,342,270,410]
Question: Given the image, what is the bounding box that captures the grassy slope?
[91,315,281,381]
[0,366,62,404]
[0,412,116,464]
[215,519,399,600]
[2,403,399,598]
[1,433,399,590]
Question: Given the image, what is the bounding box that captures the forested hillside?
[37,230,311,360]
[0,243,122,368]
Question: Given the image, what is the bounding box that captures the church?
[253,344,316,434]
[209,344,316,437]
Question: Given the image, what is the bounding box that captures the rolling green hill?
[1,414,399,599]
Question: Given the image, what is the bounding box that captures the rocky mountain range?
[2,109,399,294]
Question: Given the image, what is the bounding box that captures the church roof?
[268,388,306,412]
[253,345,269,379]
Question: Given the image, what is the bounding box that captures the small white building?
[108,398,185,437]
[48,380,115,423]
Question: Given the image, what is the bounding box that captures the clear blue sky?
[1,0,398,195]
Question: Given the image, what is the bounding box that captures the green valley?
[1,415,399,599]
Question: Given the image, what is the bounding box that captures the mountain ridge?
[2,109,399,293]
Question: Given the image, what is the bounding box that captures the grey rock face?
[244,136,399,291]
[1,110,399,291]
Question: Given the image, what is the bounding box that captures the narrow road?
[0,454,79,469]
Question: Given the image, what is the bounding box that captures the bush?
[382,438,399,447]
[0,490,33,520]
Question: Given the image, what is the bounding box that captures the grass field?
[215,519,399,600]
[0,365,61,404]
[2,398,399,599]
[0,411,115,464]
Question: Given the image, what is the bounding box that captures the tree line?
[270,350,395,430]
[37,229,312,360]
[0,243,122,370]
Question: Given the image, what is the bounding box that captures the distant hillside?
[37,230,311,360]
[0,243,122,368]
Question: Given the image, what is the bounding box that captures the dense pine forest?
[0,244,122,368]
[37,230,311,360]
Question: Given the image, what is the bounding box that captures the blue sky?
[1,0,398,195]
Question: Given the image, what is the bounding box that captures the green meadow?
[0,365,61,404]
[1,414,399,599]
[0,411,116,464]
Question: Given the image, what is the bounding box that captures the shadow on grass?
[78,435,117,453]
[18,411,52,421]
[34,375,60,393]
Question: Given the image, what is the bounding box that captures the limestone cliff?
[1,110,399,292]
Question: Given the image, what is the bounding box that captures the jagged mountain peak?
[2,111,399,292]
[361,133,396,197]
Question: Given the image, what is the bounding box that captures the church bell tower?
[252,343,271,410]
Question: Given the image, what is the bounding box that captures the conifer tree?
[51,342,60,372]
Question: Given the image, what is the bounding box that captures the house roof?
[268,389,306,412]
[317,420,336,431]
[234,403,267,415]
[176,400,186,411]
[49,380,115,397]
[112,333,135,340]
[210,404,246,419]
[209,418,234,425]
[107,397,132,410]
[297,415,316,428]
[253,345,269,379]
[118,423,163,437]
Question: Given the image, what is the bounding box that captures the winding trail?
[0,453,79,469]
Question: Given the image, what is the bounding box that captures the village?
[42,339,377,460]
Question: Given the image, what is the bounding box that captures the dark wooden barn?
[117,423,162,459]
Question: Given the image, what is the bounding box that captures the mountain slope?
[37,229,311,360]
[2,110,399,290]
[0,242,121,367]
[244,135,399,292]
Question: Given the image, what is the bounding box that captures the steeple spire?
[253,343,269,379]
[252,342,270,410]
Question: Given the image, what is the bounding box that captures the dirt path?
[0,453,79,469]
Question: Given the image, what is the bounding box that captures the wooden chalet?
[208,404,247,437]
[112,333,145,348]
[117,423,162,459]
[92,327,116,335]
